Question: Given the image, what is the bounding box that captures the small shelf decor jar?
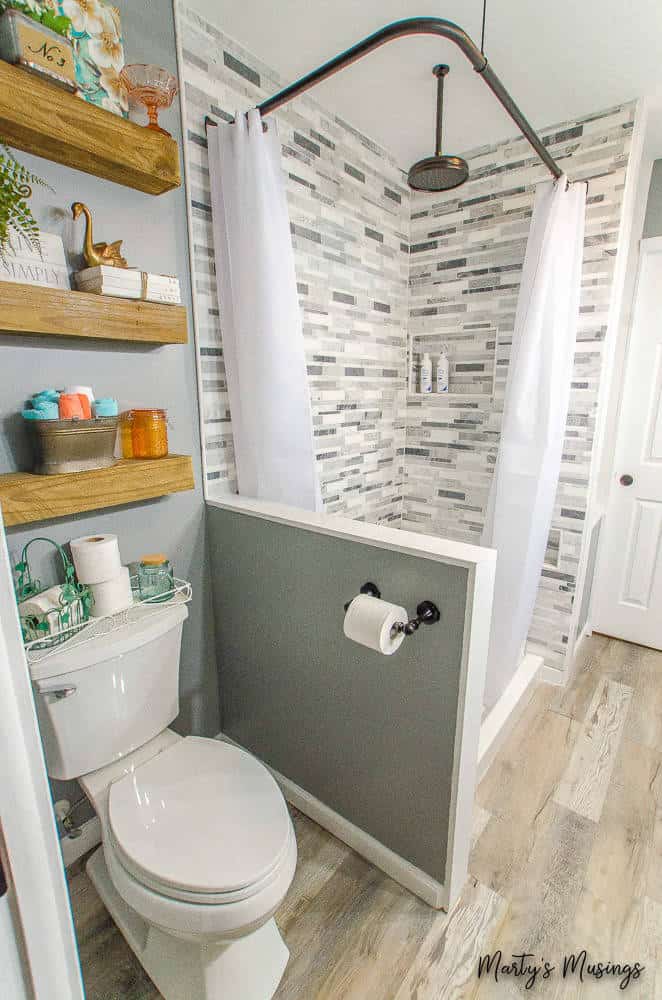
[0,3,76,91]
[137,554,174,603]
[120,408,169,459]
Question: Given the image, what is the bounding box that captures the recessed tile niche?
[409,323,498,398]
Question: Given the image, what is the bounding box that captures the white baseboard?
[477,652,543,781]
[540,664,566,686]
[61,816,102,868]
[216,733,447,910]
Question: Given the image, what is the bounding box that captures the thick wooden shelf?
[0,61,180,195]
[0,280,187,344]
[0,455,195,527]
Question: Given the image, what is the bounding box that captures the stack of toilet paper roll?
[70,534,133,618]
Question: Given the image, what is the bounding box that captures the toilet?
[30,602,296,1000]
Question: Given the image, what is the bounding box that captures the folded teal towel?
[32,389,60,404]
[93,398,119,417]
[23,401,59,420]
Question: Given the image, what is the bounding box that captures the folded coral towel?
[58,393,87,419]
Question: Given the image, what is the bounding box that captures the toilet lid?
[108,737,291,896]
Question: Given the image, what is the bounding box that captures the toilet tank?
[29,603,188,780]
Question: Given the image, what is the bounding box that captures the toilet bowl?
[85,734,297,999]
[30,601,296,1000]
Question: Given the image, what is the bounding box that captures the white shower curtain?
[208,109,321,510]
[482,176,586,709]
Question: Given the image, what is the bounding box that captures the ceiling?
[195,0,662,170]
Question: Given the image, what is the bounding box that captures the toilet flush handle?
[35,681,77,700]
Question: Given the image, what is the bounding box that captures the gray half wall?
[208,503,473,885]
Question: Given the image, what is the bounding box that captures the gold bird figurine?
[72,202,128,268]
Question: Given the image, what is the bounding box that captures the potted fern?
[0,143,51,263]
[0,0,75,90]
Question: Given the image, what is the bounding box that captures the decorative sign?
[0,232,71,290]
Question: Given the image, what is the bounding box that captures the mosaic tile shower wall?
[406,104,634,669]
[176,3,634,673]
[177,4,410,525]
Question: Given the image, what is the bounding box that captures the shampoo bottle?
[436,346,449,393]
[419,353,432,393]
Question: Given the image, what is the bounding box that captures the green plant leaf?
[40,9,71,36]
[0,1,71,36]
[0,144,52,260]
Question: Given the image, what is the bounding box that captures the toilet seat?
[108,737,292,904]
[106,825,294,906]
[102,826,298,941]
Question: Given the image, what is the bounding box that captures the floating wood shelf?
[0,455,195,527]
[0,281,187,344]
[0,61,180,195]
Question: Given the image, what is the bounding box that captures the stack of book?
[74,266,181,305]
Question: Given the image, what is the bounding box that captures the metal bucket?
[27,417,119,475]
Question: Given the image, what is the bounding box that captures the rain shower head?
[407,154,468,192]
[407,64,469,192]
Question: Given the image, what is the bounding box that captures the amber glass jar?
[119,411,134,459]
[129,409,168,459]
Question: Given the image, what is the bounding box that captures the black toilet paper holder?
[344,581,441,637]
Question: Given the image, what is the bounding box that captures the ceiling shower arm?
[236,16,561,182]
[433,64,449,159]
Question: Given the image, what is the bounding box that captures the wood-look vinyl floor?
[68,636,662,998]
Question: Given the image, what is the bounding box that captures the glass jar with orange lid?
[138,554,174,602]
[119,408,168,459]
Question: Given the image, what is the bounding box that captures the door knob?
[620,474,634,486]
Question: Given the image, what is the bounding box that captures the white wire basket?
[24,577,192,667]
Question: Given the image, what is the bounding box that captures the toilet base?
[87,847,290,1000]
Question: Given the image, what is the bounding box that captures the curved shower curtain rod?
[205,16,564,182]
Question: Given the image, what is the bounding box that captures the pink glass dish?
[119,64,178,136]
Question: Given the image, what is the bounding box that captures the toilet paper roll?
[18,585,66,635]
[89,566,133,618]
[18,584,65,618]
[343,594,407,655]
[70,534,122,584]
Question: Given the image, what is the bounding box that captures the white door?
[593,238,662,648]
[0,510,85,999]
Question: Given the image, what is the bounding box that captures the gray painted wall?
[0,0,219,802]
[643,159,662,238]
[208,504,470,884]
